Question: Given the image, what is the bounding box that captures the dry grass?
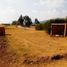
[1,25,67,67]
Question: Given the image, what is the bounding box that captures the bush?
[35,21,51,34]
[12,21,17,25]
[44,21,51,34]
[35,24,44,30]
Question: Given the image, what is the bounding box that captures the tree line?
[35,17,67,34]
[12,15,67,32]
[12,15,40,27]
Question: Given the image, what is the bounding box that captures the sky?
[0,0,67,23]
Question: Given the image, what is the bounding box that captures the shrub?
[35,21,51,34]
[35,24,44,30]
[44,21,51,34]
[12,21,17,25]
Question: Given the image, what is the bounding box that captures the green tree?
[12,21,17,25]
[35,18,40,24]
[54,18,65,23]
[18,15,24,26]
[23,16,32,27]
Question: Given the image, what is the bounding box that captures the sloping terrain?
[0,26,67,67]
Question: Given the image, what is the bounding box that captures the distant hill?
[40,20,48,23]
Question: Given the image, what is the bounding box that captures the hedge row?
[35,21,51,34]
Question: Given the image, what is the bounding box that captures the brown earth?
[0,26,67,67]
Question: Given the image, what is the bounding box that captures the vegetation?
[35,18,40,24]
[35,17,67,34]
[35,20,51,34]
[35,23,44,30]
[12,15,32,27]
[12,16,67,34]
[23,16,32,27]
[18,15,24,26]
[12,21,17,25]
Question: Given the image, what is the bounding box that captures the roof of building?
[50,19,67,23]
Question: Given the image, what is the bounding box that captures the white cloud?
[35,0,65,8]
[0,0,66,23]
[0,7,18,23]
[33,0,66,21]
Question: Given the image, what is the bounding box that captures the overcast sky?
[0,0,67,23]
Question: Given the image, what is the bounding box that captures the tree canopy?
[35,18,40,24]
[23,16,32,27]
[17,15,32,27]
[18,15,24,26]
[12,21,17,25]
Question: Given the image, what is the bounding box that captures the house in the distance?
[50,19,67,37]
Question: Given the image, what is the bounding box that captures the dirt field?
[0,26,67,67]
